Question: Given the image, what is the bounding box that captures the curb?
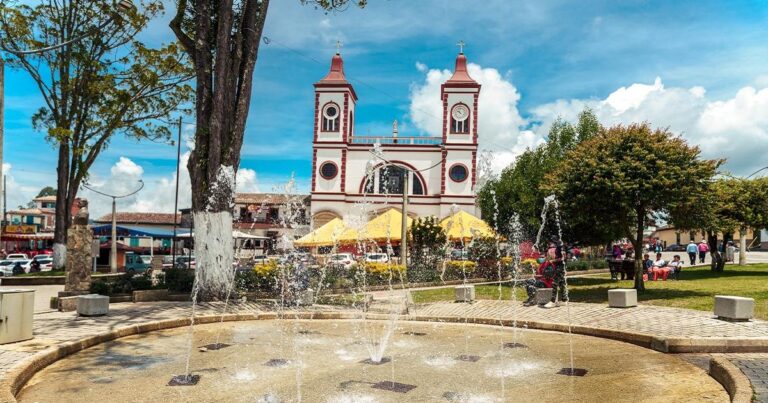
[709,356,753,403]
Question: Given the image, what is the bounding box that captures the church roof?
[316,52,349,85]
[446,52,478,84]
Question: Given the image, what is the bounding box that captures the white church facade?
[310,50,481,226]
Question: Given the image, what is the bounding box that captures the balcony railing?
[351,136,442,145]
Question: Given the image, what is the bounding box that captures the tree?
[36,186,56,198]
[478,108,600,241]
[170,0,365,295]
[546,123,720,291]
[1,1,193,269]
[409,216,447,282]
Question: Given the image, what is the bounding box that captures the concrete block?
[455,285,475,302]
[77,294,109,316]
[714,295,754,321]
[536,288,553,305]
[58,296,79,312]
[608,289,637,308]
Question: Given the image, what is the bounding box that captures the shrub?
[442,260,477,281]
[360,262,407,285]
[90,280,112,295]
[165,268,195,293]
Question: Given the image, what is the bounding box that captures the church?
[310,49,481,227]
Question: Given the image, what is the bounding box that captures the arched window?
[362,165,425,195]
[450,103,470,134]
[322,103,340,132]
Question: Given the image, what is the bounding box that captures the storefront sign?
[2,225,36,234]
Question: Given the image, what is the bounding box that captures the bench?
[535,288,553,305]
[77,294,109,316]
[608,289,637,308]
[714,295,754,321]
[455,285,475,302]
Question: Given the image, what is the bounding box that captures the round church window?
[319,161,338,179]
[449,164,468,182]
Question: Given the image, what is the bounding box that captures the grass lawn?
[17,271,66,277]
[412,264,768,320]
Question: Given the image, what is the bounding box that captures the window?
[362,166,425,195]
[449,164,468,182]
[319,161,338,179]
[450,104,470,134]
[322,103,340,132]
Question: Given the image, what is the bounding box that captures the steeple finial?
[335,40,343,55]
[456,40,465,54]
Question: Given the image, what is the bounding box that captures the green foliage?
[410,216,447,251]
[478,108,600,240]
[164,269,195,293]
[35,187,56,198]
[546,122,720,287]
[468,237,499,260]
[89,272,156,295]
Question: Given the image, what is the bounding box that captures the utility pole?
[171,116,182,266]
[111,197,117,272]
[400,172,408,264]
[0,58,4,248]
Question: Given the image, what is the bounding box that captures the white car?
[32,254,52,262]
[0,260,15,276]
[6,253,29,260]
[365,253,389,263]
[329,253,356,269]
[36,258,54,271]
[16,260,33,273]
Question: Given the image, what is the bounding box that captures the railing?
[350,136,442,145]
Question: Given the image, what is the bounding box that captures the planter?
[109,294,132,303]
[166,293,191,302]
[132,289,169,303]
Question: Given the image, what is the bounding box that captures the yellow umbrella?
[337,208,413,243]
[294,217,353,247]
[440,210,495,240]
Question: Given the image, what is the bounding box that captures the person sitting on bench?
[523,260,555,307]
[651,252,671,281]
[668,254,683,280]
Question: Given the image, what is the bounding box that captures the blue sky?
[4,0,768,217]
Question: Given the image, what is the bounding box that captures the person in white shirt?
[667,255,683,280]
[651,253,671,281]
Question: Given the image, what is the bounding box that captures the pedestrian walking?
[698,240,709,264]
[725,241,736,263]
[686,241,697,266]
[544,237,568,309]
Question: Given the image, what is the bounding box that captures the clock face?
[452,105,469,121]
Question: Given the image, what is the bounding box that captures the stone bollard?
[536,288,553,305]
[455,285,475,302]
[608,289,637,308]
[77,294,110,316]
[714,295,754,321]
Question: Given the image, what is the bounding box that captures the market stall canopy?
[439,210,495,240]
[176,230,268,239]
[294,217,352,247]
[91,224,191,239]
[337,208,413,243]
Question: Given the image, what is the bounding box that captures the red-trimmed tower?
[440,50,480,214]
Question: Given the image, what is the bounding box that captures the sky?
[3,0,768,218]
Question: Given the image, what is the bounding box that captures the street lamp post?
[83,180,144,272]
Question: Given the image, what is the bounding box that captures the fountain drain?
[503,342,528,349]
[360,357,391,365]
[200,343,230,351]
[265,359,290,367]
[371,381,417,393]
[456,355,481,362]
[168,375,200,386]
[557,368,588,377]
[403,331,427,336]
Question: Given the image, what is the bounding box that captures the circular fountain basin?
[18,320,727,402]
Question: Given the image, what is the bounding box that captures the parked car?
[32,254,52,262]
[329,253,356,269]
[6,253,29,260]
[36,258,54,271]
[174,256,196,269]
[0,260,15,276]
[12,260,31,275]
[450,249,469,260]
[124,253,152,274]
[665,244,686,252]
[365,253,389,263]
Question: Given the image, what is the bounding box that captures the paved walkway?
[3,299,768,401]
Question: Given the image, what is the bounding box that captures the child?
[523,260,555,306]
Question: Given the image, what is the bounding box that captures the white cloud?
[531,77,768,176]
[409,62,545,170]
[1,163,40,212]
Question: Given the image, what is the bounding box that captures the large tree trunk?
[52,143,70,270]
[633,208,645,291]
[739,226,747,266]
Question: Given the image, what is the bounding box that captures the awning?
[294,218,353,247]
[439,210,495,240]
[176,230,269,239]
[0,232,54,240]
[91,224,191,239]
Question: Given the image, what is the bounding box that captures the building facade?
[310,51,481,226]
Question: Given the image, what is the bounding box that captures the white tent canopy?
[176,230,269,240]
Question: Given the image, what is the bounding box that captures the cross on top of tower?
[456,40,465,54]
[335,40,343,55]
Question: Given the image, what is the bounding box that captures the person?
[544,237,568,308]
[668,255,683,280]
[651,252,671,281]
[29,260,41,273]
[12,261,25,276]
[523,260,555,306]
[698,240,709,264]
[726,241,736,263]
[686,241,698,266]
[642,253,653,281]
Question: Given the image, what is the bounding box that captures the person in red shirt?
[698,240,709,264]
[523,260,555,306]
